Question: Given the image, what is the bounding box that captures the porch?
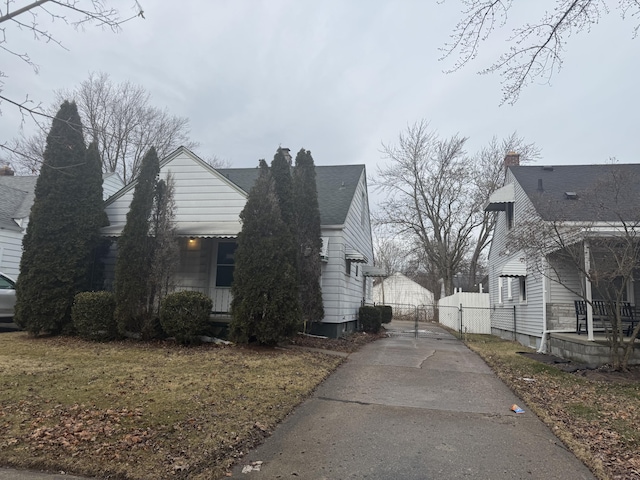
[548,332,640,368]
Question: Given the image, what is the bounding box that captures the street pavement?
[230,321,595,479]
[1,321,595,479]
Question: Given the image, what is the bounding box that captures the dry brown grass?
[464,334,640,480]
[0,332,345,479]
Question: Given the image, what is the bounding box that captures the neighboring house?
[0,171,37,278]
[0,167,124,279]
[102,147,377,337]
[486,154,640,350]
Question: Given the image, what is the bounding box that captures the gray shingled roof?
[0,176,37,231]
[217,164,365,226]
[511,164,640,222]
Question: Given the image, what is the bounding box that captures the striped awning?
[361,265,387,277]
[345,249,368,263]
[485,183,515,211]
[500,255,527,277]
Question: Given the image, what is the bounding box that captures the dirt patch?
[517,351,640,384]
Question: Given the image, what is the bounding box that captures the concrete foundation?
[549,333,640,368]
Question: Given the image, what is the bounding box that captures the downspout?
[537,258,575,353]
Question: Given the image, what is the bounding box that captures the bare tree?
[372,229,410,278]
[509,165,640,370]
[441,1,640,104]
[7,72,199,182]
[0,1,144,120]
[375,120,479,296]
[376,121,539,297]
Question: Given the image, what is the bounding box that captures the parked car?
[0,272,16,322]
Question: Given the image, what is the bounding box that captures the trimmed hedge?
[72,291,117,341]
[359,306,382,333]
[376,305,393,324]
[160,291,213,345]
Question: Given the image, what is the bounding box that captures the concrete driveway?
[230,321,595,479]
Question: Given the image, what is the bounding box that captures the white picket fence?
[438,292,491,334]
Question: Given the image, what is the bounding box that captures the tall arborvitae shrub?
[14,101,93,335]
[80,142,110,292]
[229,160,301,345]
[293,149,325,326]
[271,148,297,233]
[148,173,179,317]
[114,147,160,335]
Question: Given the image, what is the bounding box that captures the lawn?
[464,334,640,480]
[0,332,347,479]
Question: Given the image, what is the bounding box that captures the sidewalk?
[230,321,595,479]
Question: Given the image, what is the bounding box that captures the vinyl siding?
[0,231,23,277]
[319,170,374,324]
[105,150,247,230]
[488,170,545,341]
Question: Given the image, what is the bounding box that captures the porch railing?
[172,285,232,314]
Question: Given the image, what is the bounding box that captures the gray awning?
[500,255,527,277]
[485,183,515,211]
[345,249,368,263]
[361,265,387,277]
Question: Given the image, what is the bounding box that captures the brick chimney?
[504,151,520,170]
[280,148,292,165]
[0,165,15,176]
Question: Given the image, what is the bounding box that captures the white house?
[0,172,37,278]
[102,147,377,337]
[0,168,123,279]
[486,154,640,359]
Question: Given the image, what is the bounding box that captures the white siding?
[102,173,124,200]
[373,273,434,306]
[0,230,23,277]
[488,170,545,343]
[319,169,375,325]
[105,149,247,232]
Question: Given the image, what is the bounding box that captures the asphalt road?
[230,321,595,480]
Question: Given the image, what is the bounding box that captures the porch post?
[584,240,594,341]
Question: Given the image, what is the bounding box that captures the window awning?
[345,249,368,263]
[101,221,242,238]
[485,183,515,211]
[500,255,527,277]
[361,265,387,277]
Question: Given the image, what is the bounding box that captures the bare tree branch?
[441,1,640,104]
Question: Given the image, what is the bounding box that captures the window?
[215,242,237,287]
[506,203,514,230]
[498,277,503,304]
[519,277,527,303]
[507,278,512,299]
[0,273,15,290]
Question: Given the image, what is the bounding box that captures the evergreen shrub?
[160,291,212,345]
[359,306,382,333]
[376,305,393,324]
[72,291,117,341]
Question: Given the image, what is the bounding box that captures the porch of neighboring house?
[547,331,640,367]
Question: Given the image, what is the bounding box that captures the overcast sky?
[1,1,639,203]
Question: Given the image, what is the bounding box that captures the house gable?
[104,147,247,236]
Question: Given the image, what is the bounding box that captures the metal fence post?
[459,303,463,335]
